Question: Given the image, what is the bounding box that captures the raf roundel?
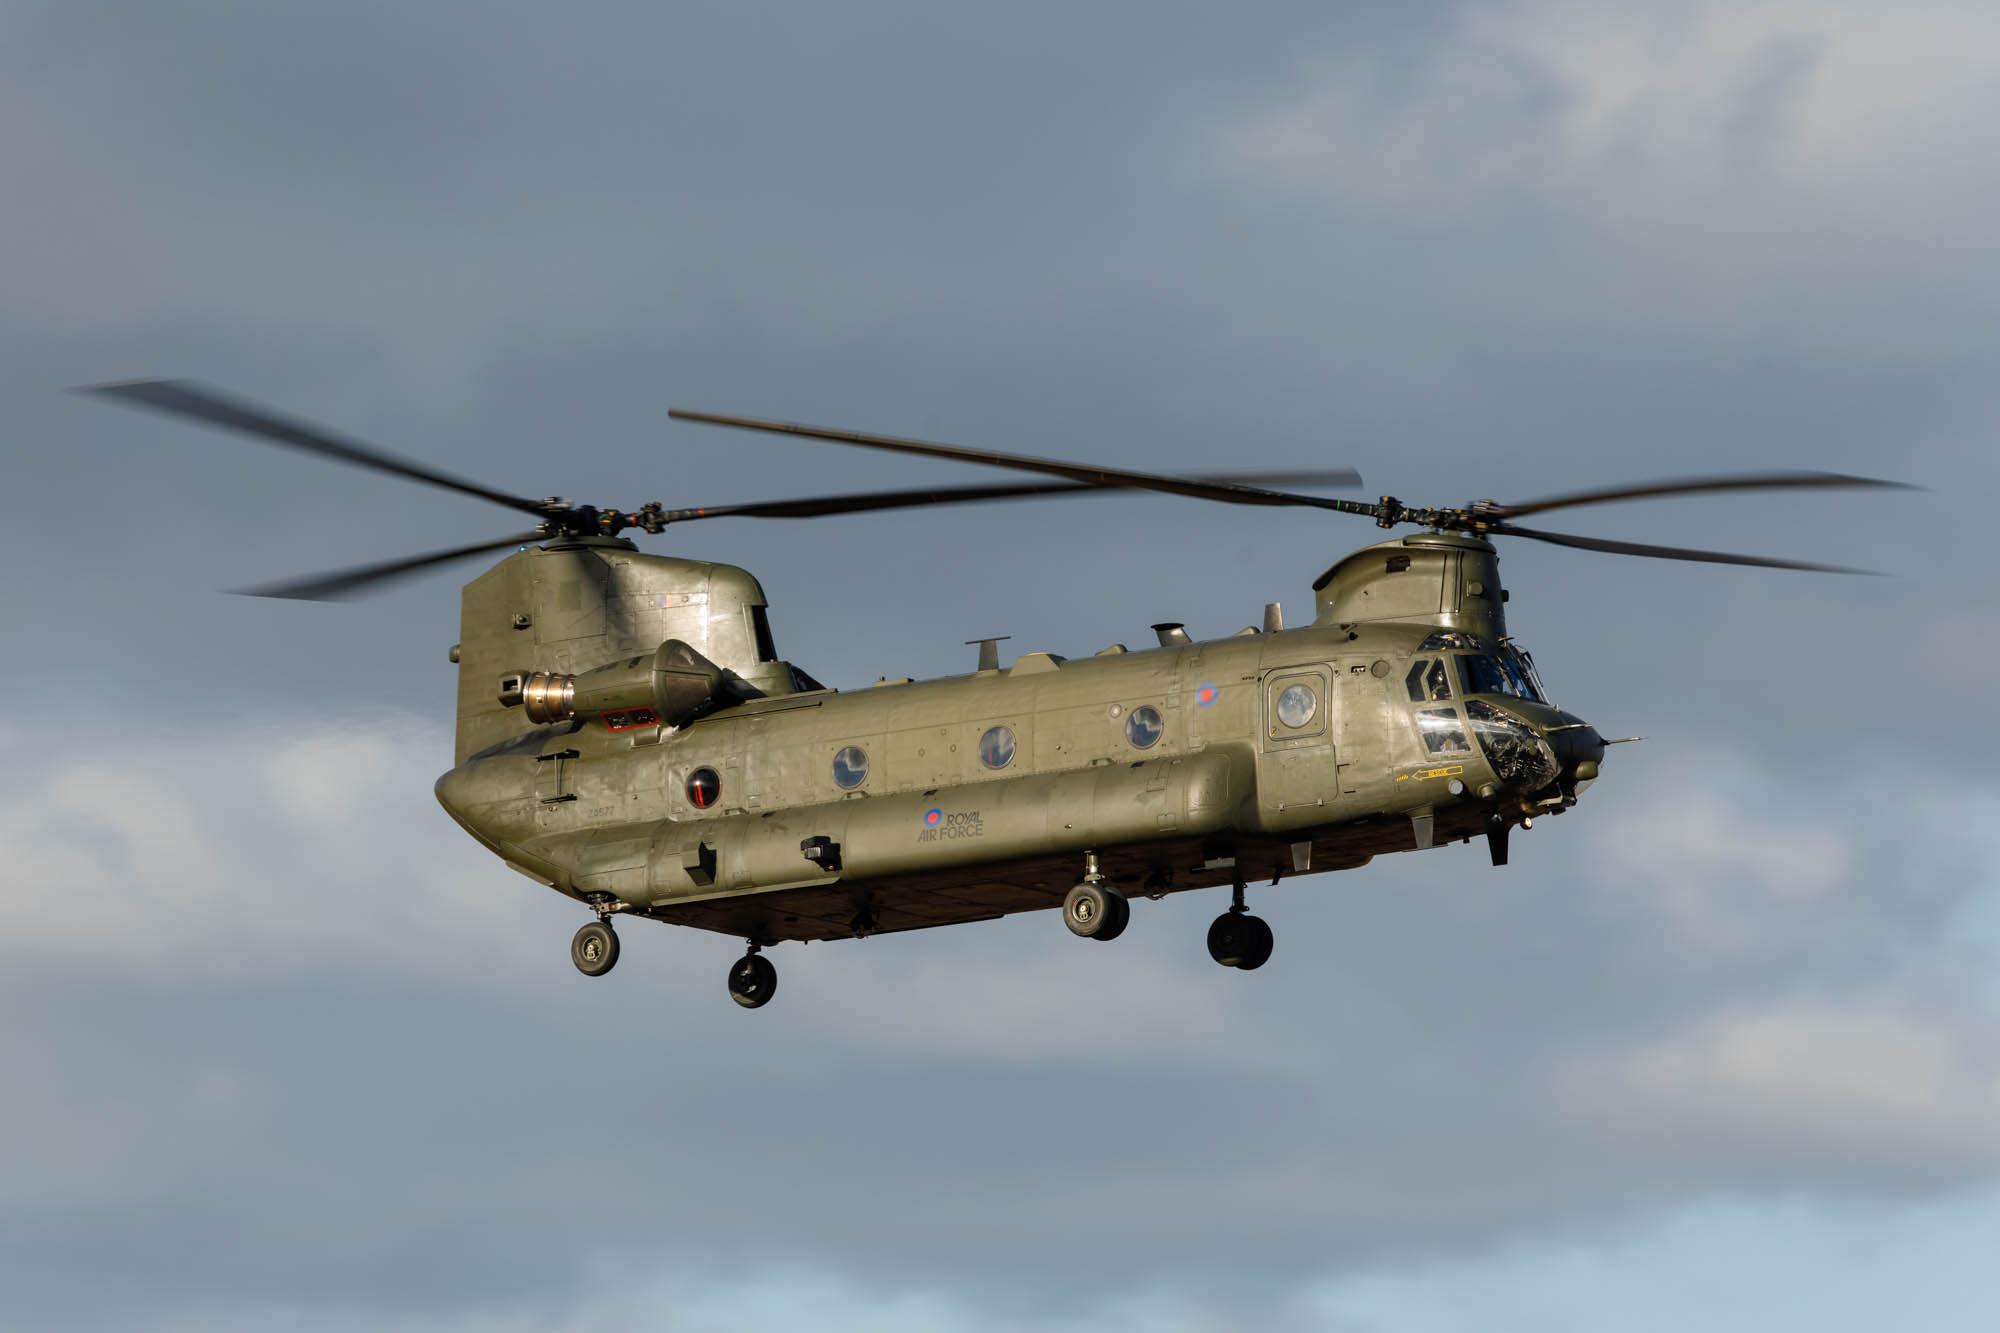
[924,808,943,828]
[1196,682,1219,707]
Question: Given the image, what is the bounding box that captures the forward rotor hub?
[1368,496,1492,534]
[533,500,660,540]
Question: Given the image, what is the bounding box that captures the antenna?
[964,636,1012,671]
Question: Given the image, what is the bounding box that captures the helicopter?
[83,380,1908,1007]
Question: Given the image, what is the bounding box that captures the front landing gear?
[1062,850,1130,941]
[1063,881,1129,941]
[1207,876,1273,971]
[728,945,778,1009]
[571,920,620,977]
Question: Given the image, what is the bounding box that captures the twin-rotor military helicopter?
[85,381,1905,1007]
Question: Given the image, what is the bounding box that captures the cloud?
[1183,0,2000,400]
[1561,1005,2000,1185]
[1203,0,2000,205]
[4,712,1999,1330]
[6,2,2000,1328]
[0,712,538,976]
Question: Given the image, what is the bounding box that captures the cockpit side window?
[1400,660,1448,700]
[1411,660,1454,700]
[1416,707,1470,754]
[1406,659,1453,702]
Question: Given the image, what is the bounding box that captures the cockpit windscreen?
[1456,652,1545,703]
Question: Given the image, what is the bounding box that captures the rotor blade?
[235,531,547,601]
[1493,522,1878,574]
[666,468,1366,522]
[668,409,1369,513]
[78,379,552,520]
[1495,471,1915,520]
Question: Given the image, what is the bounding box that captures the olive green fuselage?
[434,531,1604,943]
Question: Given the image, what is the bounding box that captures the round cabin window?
[831,746,869,789]
[1125,705,1164,749]
[685,767,721,809]
[1276,682,1318,729]
[978,725,1016,769]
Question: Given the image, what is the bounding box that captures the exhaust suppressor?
[508,639,730,728]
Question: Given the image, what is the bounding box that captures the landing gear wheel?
[1234,914,1274,971]
[571,920,620,977]
[1063,882,1129,941]
[1102,889,1130,941]
[728,953,778,1008]
[1207,912,1272,969]
[1207,912,1247,966]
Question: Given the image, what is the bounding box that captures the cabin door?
[1256,665,1336,814]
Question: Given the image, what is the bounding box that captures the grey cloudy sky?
[5,2,2000,1330]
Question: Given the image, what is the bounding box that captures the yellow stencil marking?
[1395,764,1464,783]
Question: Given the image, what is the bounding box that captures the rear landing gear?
[1207,912,1273,970]
[1207,876,1273,971]
[571,920,620,977]
[728,945,778,1009]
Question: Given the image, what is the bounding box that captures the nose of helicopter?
[1543,713,1607,788]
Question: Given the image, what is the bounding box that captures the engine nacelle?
[503,639,730,729]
